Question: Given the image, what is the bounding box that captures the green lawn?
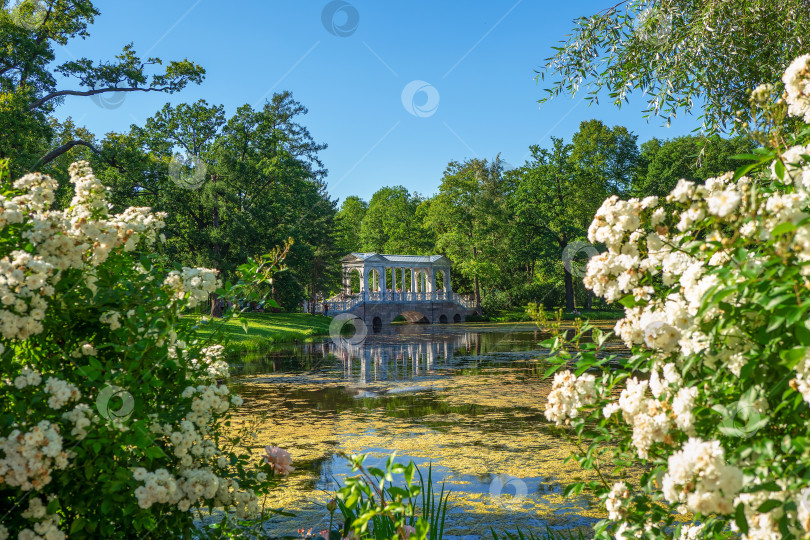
[188,312,332,353]
[487,306,624,322]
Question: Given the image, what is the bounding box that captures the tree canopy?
[539,0,810,134]
[359,186,434,255]
[1,0,204,175]
[90,92,335,310]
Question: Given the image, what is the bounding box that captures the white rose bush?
[0,161,288,538]
[544,55,810,539]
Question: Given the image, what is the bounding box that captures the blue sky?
[53,1,700,204]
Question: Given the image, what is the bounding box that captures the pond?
[228,321,626,538]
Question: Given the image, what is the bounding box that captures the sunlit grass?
[487,307,624,323]
[188,312,331,352]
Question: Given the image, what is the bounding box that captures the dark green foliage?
[95,92,338,310]
[633,135,755,197]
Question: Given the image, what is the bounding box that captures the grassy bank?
[484,307,625,322]
[189,312,331,353]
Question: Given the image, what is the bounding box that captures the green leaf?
[70,518,86,534]
[757,499,783,513]
[734,503,749,535]
[144,446,166,459]
[771,222,796,236]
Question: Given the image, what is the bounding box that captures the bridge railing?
[303,291,477,314]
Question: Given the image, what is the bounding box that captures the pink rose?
[264,446,295,475]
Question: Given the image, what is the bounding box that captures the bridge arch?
[399,310,430,324]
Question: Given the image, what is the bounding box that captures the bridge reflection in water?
[332,330,474,384]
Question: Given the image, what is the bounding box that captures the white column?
[363,268,370,297]
[429,269,436,295]
[380,267,387,301]
[410,268,415,292]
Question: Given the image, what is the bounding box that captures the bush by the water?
[544,55,810,539]
[0,162,287,538]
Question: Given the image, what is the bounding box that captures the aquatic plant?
[331,453,450,540]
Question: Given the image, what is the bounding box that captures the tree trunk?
[210,292,224,318]
[472,246,482,313]
[560,235,575,311]
[474,275,482,314]
[563,269,575,311]
[564,269,575,311]
[211,173,220,258]
[209,173,222,318]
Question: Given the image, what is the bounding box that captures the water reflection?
[230,322,621,538]
[335,331,469,383]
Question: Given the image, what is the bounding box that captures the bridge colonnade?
[340,253,453,303]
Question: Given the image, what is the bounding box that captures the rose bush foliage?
[545,55,810,539]
[0,162,280,539]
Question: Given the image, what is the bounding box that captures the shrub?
[543,56,810,539]
[481,289,511,313]
[0,162,282,538]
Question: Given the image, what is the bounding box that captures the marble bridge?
[309,253,477,327]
